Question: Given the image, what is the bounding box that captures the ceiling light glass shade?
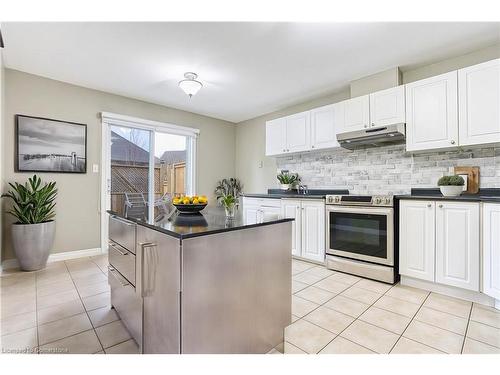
[179,72,203,97]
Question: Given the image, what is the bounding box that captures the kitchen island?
[107,207,293,354]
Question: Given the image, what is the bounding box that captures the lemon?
[193,198,199,204]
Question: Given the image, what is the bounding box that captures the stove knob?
[335,196,340,203]
[385,198,391,204]
[375,198,381,204]
[327,196,333,203]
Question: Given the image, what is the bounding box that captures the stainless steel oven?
[325,195,396,283]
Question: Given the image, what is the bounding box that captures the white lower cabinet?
[399,200,480,292]
[281,199,325,262]
[435,202,480,291]
[242,198,282,225]
[483,203,500,300]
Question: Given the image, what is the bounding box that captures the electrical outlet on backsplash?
[275,144,500,195]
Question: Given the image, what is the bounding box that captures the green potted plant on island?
[277,171,300,190]
[1,175,58,271]
[437,175,465,197]
[219,194,237,218]
[215,178,243,205]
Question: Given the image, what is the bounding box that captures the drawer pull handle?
[108,266,130,287]
[110,242,128,256]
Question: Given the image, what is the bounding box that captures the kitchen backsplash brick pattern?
[276,145,500,195]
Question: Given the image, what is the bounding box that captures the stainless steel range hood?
[337,123,406,150]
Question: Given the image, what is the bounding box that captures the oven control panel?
[326,195,393,207]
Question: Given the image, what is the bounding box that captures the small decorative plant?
[437,175,465,197]
[215,178,243,205]
[277,171,300,190]
[220,194,237,218]
[1,175,58,224]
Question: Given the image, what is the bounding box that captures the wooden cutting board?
[454,166,480,194]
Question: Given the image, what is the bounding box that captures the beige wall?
[1,69,236,262]
[0,52,4,256]
[235,43,500,193]
[350,67,401,97]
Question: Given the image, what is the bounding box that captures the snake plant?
[1,175,58,224]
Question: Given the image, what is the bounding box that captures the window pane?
[155,132,189,199]
[110,126,151,220]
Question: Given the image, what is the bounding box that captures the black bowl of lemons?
[172,195,208,214]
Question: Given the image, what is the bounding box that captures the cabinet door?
[405,71,459,151]
[435,202,480,291]
[459,59,500,146]
[281,200,301,256]
[310,104,339,150]
[265,117,286,156]
[243,206,260,225]
[483,203,500,300]
[399,200,435,281]
[260,206,282,222]
[369,86,405,127]
[342,95,370,132]
[300,201,325,262]
[285,111,310,153]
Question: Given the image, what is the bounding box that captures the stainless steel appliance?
[337,123,405,150]
[325,195,396,283]
[108,215,143,348]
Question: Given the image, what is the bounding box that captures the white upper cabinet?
[458,58,500,146]
[285,111,311,153]
[405,71,459,152]
[369,86,405,127]
[310,104,339,150]
[435,201,480,292]
[483,203,500,300]
[399,200,435,282]
[342,94,370,132]
[265,117,286,156]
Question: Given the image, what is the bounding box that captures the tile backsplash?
[276,144,500,195]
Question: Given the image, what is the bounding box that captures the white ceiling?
[2,22,499,123]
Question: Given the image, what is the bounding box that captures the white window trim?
[100,112,199,251]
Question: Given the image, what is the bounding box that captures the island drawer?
[109,215,136,254]
[109,240,136,286]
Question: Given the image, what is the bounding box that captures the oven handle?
[326,205,393,216]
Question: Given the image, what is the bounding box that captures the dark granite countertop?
[396,188,500,203]
[107,206,294,239]
[242,189,349,199]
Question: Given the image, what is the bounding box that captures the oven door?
[326,205,394,266]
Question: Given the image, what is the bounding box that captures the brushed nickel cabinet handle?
[451,140,456,145]
[427,204,432,208]
[109,242,128,256]
[439,204,443,208]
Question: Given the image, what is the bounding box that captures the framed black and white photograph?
[16,115,87,173]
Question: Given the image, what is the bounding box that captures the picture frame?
[15,114,87,173]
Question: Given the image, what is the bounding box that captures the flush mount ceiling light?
[178,72,203,98]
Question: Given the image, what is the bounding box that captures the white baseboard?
[1,247,106,273]
[401,275,496,307]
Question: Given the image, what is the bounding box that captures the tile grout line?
[460,302,474,354]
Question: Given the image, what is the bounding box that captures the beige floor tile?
[303,266,335,279]
[374,295,421,318]
[37,289,80,310]
[295,286,335,305]
[38,312,92,345]
[284,341,307,354]
[105,339,140,354]
[77,280,110,298]
[390,337,443,354]
[0,327,37,353]
[423,293,472,319]
[466,321,500,348]
[313,276,351,294]
[82,291,111,311]
[319,336,375,354]
[462,338,500,354]
[470,304,500,329]
[88,306,119,328]
[340,320,399,354]
[267,348,281,354]
[36,280,76,298]
[328,272,361,285]
[0,311,36,336]
[324,295,369,318]
[1,295,37,318]
[303,306,354,334]
[415,306,468,335]
[292,261,316,274]
[72,272,108,288]
[385,284,429,305]
[293,272,324,285]
[292,280,308,294]
[292,295,319,318]
[1,290,36,305]
[39,329,103,354]
[1,282,35,296]
[95,320,131,349]
[355,279,392,294]
[37,299,85,325]
[403,320,464,354]
[285,319,335,354]
[358,306,411,335]
[69,267,104,280]
[291,315,300,323]
[340,286,382,305]
[0,273,35,288]
[274,342,284,353]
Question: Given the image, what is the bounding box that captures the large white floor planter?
[12,221,55,271]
